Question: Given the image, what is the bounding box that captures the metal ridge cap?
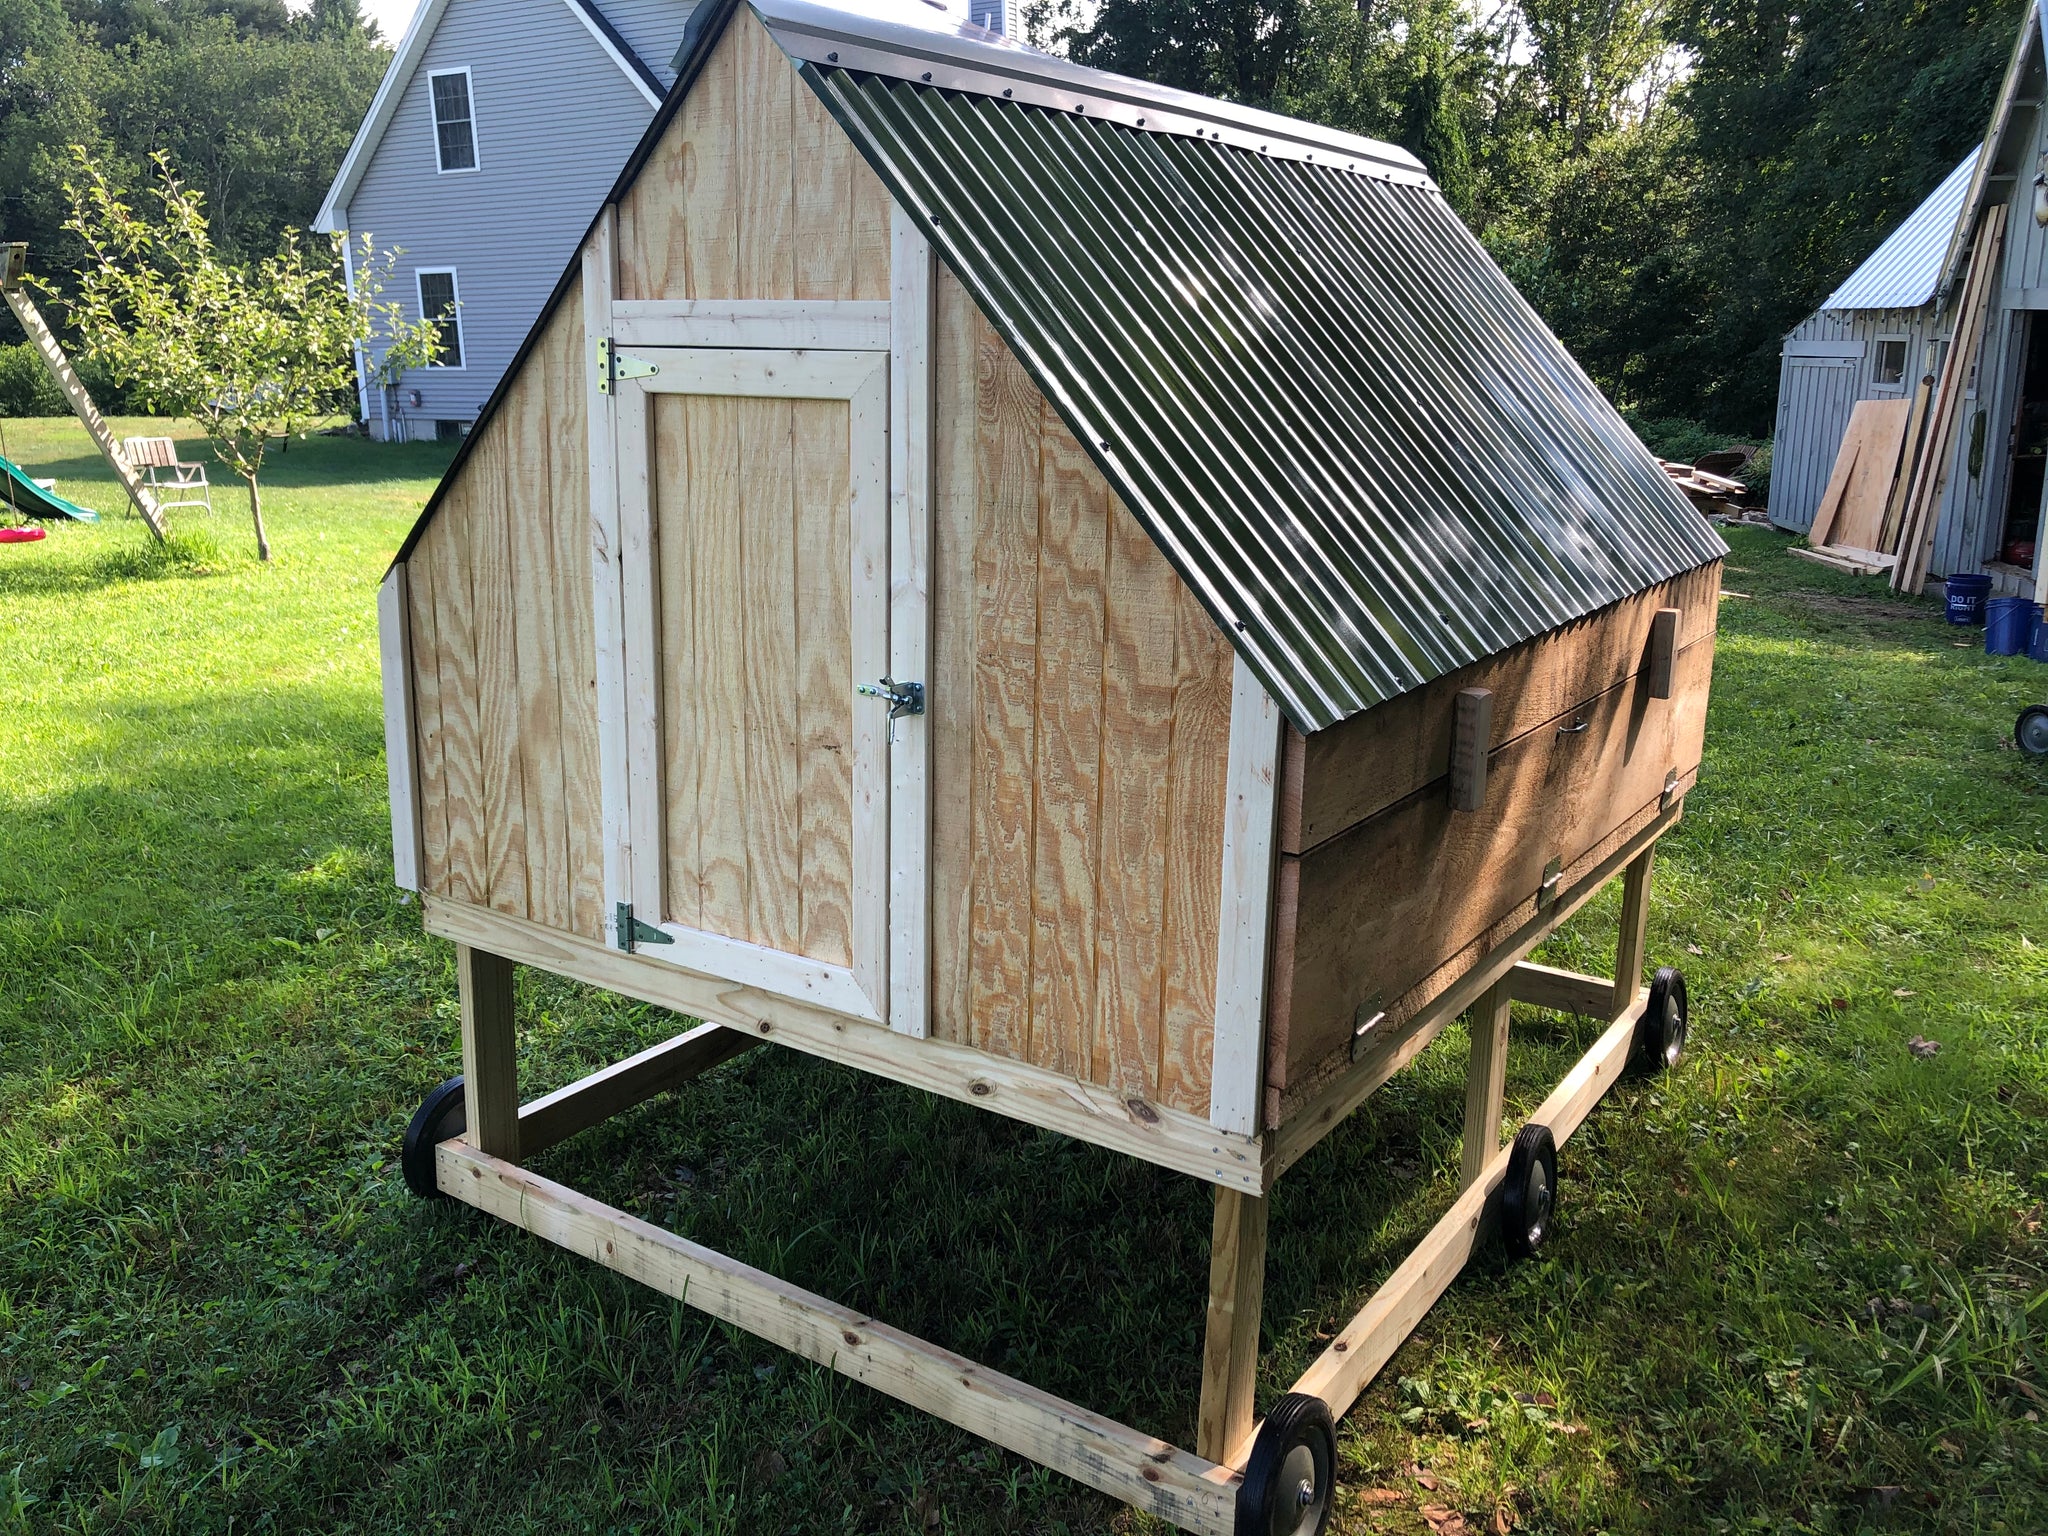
[760,0,1431,183]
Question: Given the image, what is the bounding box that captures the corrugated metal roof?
[803,60,1726,732]
[1821,151,1980,313]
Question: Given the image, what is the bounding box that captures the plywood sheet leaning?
[1795,397,1909,576]
[1894,209,2005,594]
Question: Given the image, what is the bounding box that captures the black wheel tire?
[2019,705,2048,759]
[1633,966,1689,1075]
[1500,1123,1558,1261]
[402,1076,467,1200]
[1235,1393,1337,1536]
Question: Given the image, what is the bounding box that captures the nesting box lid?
[398,0,1726,734]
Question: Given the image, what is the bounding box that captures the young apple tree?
[61,150,441,560]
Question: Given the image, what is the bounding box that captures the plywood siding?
[614,11,890,304]
[1268,581,1720,1120]
[406,277,606,941]
[928,269,1235,1116]
[652,392,858,967]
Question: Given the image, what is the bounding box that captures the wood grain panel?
[1027,416,1108,1077]
[615,12,889,305]
[427,482,485,907]
[927,273,1233,1115]
[793,398,855,969]
[541,293,606,942]
[1275,633,1716,1099]
[1282,562,1722,854]
[1158,582,1232,1113]
[508,326,570,933]
[739,398,801,952]
[654,394,704,929]
[966,314,1045,1069]
[688,396,748,938]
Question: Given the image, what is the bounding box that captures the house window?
[1873,336,1908,389]
[429,69,477,173]
[417,269,464,368]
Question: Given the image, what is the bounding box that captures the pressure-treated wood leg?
[1196,1185,1268,1464]
[1612,848,1655,1018]
[459,945,520,1160]
[1460,975,1513,1189]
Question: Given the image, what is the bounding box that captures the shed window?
[417,270,464,369]
[1873,337,1908,388]
[430,69,477,173]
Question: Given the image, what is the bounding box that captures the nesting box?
[379,2,1725,1528]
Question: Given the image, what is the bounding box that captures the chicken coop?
[377,1,1727,1530]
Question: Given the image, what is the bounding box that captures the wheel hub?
[1273,1443,1326,1535]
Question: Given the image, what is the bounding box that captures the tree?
[60,150,441,560]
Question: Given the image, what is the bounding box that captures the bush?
[0,343,67,416]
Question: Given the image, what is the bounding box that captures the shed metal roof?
[791,28,1723,730]
[395,0,1726,734]
[1818,151,1979,313]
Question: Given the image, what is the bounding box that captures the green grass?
[1,419,2045,1534]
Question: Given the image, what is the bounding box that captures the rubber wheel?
[1500,1124,1558,1261]
[402,1076,467,1200]
[1235,1393,1336,1536]
[2019,706,2048,759]
[1633,966,1689,1075]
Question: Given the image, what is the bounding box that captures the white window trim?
[427,66,479,175]
[1871,332,1910,395]
[416,268,467,371]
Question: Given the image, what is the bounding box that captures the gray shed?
[379,1,1726,1528]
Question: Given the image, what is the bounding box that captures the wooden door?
[606,347,896,1024]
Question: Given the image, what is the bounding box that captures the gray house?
[1769,152,1974,530]
[319,0,1021,441]
[1771,1,2048,598]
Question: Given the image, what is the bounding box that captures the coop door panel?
[614,348,891,1024]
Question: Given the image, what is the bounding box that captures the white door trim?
[887,205,935,1039]
[609,345,893,1025]
[1209,656,1282,1136]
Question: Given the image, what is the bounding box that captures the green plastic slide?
[0,453,99,522]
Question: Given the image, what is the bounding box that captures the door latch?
[857,677,925,719]
[615,901,674,953]
[595,337,660,395]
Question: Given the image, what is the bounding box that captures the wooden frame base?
[427,838,1673,1533]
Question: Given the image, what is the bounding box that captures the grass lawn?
[1,417,2046,1535]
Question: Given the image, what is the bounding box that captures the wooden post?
[0,249,166,540]
[1460,975,1512,1189]
[1196,1185,1267,1465]
[1612,848,1654,1019]
[459,945,520,1160]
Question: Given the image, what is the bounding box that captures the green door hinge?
[615,902,674,953]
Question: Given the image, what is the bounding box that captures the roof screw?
[1075,103,1084,112]
[922,71,932,81]
[827,50,838,61]
[1003,87,1013,97]
[1136,117,1144,125]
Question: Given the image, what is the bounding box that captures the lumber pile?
[1890,209,2005,594]
[1659,457,1755,518]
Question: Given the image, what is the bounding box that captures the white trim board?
[1208,656,1282,1137]
[378,566,425,891]
[888,203,935,1039]
[607,345,895,1026]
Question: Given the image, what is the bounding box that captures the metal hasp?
[614,902,674,953]
[857,677,925,719]
[594,337,660,395]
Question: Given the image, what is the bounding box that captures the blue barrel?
[1986,598,2043,656]
[1945,573,1993,624]
[2030,619,2048,665]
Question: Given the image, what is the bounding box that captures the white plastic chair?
[122,436,213,515]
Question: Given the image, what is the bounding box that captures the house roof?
[395,0,1725,733]
[313,0,668,234]
[1819,151,1979,312]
